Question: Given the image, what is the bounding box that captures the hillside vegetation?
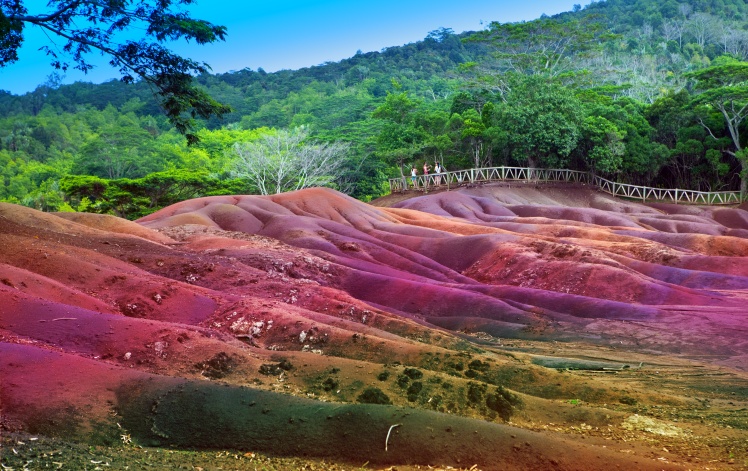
[2,0,748,218]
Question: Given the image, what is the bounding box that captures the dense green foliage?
[1,1,233,143]
[3,0,748,219]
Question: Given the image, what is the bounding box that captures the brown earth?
[1,182,747,470]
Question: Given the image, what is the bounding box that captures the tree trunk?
[398,157,408,192]
[527,155,538,169]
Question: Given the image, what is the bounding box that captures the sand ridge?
[1,185,746,470]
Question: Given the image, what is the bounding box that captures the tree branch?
[7,1,84,23]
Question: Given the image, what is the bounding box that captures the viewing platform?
[389,166,744,205]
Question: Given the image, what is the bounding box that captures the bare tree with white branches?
[686,12,717,48]
[662,19,682,43]
[231,127,350,195]
[724,29,748,60]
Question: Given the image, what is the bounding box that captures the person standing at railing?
[423,162,432,187]
[410,165,418,189]
[434,162,442,186]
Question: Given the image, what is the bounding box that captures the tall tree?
[497,75,583,168]
[686,56,748,197]
[468,16,605,78]
[372,90,426,177]
[1,0,231,142]
[686,12,716,49]
[579,115,626,175]
[231,127,350,195]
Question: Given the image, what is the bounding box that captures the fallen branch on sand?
[385,424,401,451]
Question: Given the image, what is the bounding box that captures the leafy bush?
[322,377,339,392]
[357,387,392,405]
[195,352,237,379]
[258,359,293,376]
[407,382,423,401]
[486,386,523,421]
[467,382,487,404]
[396,374,410,388]
[402,368,423,379]
[468,360,490,372]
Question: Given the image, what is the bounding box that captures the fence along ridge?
[388,166,743,205]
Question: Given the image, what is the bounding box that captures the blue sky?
[1,0,590,95]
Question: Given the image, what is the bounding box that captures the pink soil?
[1,184,747,469]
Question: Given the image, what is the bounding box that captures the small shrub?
[357,387,392,405]
[259,359,293,376]
[402,368,423,380]
[396,374,410,388]
[486,386,523,421]
[429,395,443,409]
[468,360,490,372]
[322,377,339,392]
[377,371,390,381]
[407,382,423,401]
[195,352,237,379]
[467,382,487,404]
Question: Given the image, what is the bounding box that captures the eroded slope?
[1,185,747,470]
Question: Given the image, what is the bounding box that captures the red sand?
[137,186,748,361]
[2,185,747,470]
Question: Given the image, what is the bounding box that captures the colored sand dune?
[1,183,746,470]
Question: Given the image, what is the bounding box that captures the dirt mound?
[137,186,748,359]
[54,211,176,243]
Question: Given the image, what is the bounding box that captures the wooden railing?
[389,166,744,205]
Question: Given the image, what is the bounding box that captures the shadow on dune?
[0,344,683,471]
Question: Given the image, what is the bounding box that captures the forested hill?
[2,0,748,219]
[0,26,481,125]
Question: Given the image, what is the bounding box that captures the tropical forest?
[3,0,748,218]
